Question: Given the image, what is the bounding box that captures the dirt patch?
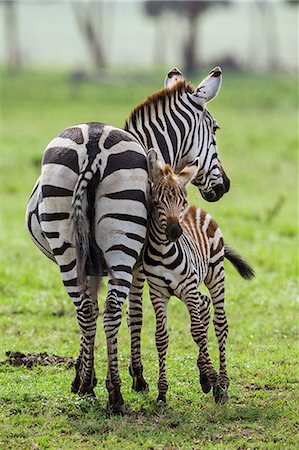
[2,351,76,368]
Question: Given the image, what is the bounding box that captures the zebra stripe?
[143,150,254,404]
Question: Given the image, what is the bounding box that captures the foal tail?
[224,245,255,280]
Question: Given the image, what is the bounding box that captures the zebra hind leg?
[104,285,131,415]
[67,275,99,397]
[205,270,229,405]
[127,265,149,392]
[197,293,212,394]
[185,293,218,396]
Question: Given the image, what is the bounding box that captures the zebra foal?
[144,149,254,405]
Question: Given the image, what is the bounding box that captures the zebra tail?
[71,175,92,290]
[224,245,255,280]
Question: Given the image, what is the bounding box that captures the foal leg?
[197,293,212,393]
[127,264,149,392]
[183,291,218,393]
[149,288,170,403]
[205,265,229,404]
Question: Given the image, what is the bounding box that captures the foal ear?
[177,162,199,187]
[192,66,222,106]
[147,148,164,183]
[164,67,185,88]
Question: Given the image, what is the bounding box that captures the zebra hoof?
[200,373,212,393]
[107,385,127,415]
[157,393,166,403]
[71,379,80,394]
[129,365,149,392]
[213,384,228,405]
[132,375,149,392]
[107,399,127,415]
[78,387,96,398]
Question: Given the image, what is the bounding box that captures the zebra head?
[147,149,198,242]
[165,66,230,203]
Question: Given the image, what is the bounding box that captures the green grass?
[0,67,298,449]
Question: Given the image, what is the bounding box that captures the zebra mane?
[124,81,195,130]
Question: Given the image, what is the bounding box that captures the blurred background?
[0,0,298,76]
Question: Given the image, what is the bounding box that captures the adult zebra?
[25,67,230,413]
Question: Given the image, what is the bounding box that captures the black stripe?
[107,244,138,260]
[104,129,137,149]
[42,185,73,198]
[60,259,76,273]
[40,212,69,222]
[99,213,147,227]
[105,189,146,204]
[108,278,131,288]
[58,127,84,145]
[28,181,39,201]
[149,120,170,164]
[102,151,146,178]
[63,278,78,287]
[125,232,145,243]
[110,264,132,274]
[43,147,79,174]
[43,231,59,239]
[53,241,72,256]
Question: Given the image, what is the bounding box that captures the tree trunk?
[4,0,22,70]
[183,13,198,75]
[72,2,106,73]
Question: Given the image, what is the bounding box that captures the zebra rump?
[224,245,255,280]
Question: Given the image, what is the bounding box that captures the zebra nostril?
[166,220,182,242]
[214,183,224,196]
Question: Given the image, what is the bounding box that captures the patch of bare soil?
[2,351,76,368]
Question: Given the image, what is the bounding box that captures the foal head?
[147,149,198,242]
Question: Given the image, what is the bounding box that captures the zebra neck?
[124,91,198,170]
[148,215,172,248]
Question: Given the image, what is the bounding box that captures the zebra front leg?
[184,292,218,395]
[150,288,170,403]
[205,270,229,404]
[127,264,149,392]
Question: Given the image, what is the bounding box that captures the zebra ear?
[164,67,185,88]
[147,148,163,183]
[177,162,199,187]
[193,66,222,105]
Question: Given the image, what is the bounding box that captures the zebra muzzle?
[166,219,182,242]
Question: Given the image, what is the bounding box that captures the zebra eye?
[213,125,220,133]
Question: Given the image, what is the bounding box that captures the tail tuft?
[224,245,255,280]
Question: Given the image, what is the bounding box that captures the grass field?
[0,68,298,449]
